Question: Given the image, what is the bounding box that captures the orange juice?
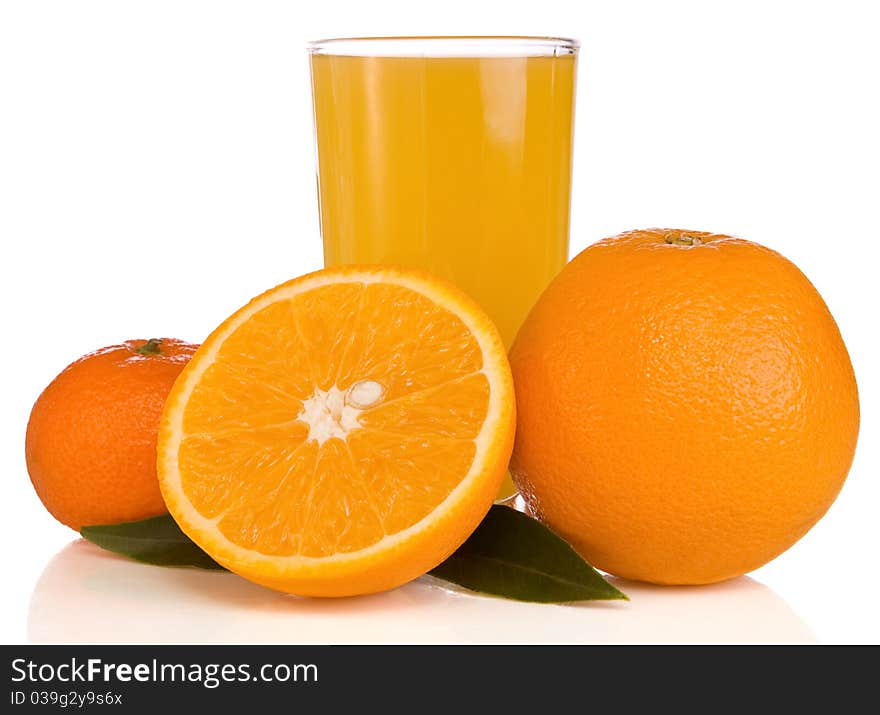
[309,38,577,347]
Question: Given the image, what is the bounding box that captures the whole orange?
[509,228,859,585]
[26,338,198,530]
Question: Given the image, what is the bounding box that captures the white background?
[1,0,878,644]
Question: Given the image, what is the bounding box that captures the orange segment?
[358,372,490,439]
[158,266,514,597]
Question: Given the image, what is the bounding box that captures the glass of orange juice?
[309,36,577,495]
[309,36,577,346]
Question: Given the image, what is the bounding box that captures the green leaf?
[429,505,627,603]
[80,515,225,570]
[80,507,627,604]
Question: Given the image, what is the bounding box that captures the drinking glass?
[309,36,578,348]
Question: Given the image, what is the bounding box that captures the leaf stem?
[135,338,163,356]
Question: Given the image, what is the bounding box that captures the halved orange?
[158,266,515,597]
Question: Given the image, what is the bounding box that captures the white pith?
[296,379,386,444]
[298,383,374,445]
[159,268,510,572]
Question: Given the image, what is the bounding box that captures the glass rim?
[307,35,579,58]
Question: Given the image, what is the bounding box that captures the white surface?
[1,0,878,644]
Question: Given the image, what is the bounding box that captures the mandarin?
[26,338,198,530]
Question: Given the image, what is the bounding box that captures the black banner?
[2,645,875,711]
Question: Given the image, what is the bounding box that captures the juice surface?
[310,53,576,347]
